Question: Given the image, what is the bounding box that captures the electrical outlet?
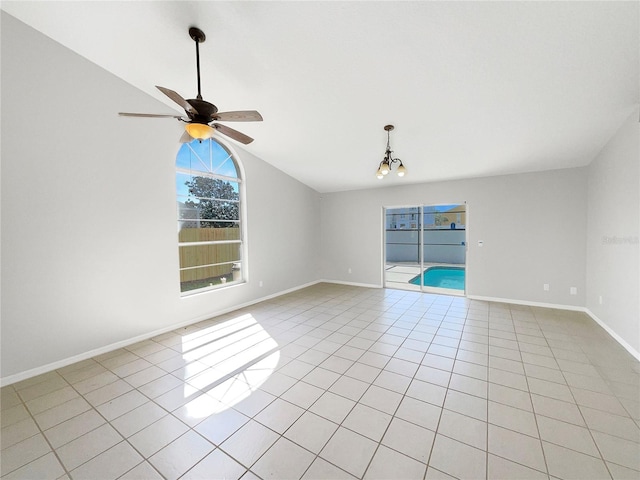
[570,287,577,295]
[599,295,603,305]
[259,280,263,287]
[543,284,549,291]
[348,268,352,274]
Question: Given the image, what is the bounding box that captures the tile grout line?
[15,375,75,480]
[283,292,441,479]
[421,297,469,480]
[533,307,615,480]
[265,291,450,479]
[201,295,387,479]
[515,305,551,479]
[359,295,453,480]
[64,355,169,479]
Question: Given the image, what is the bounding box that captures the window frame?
[176,137,247,296]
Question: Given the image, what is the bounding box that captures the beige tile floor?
[2,283,639,479]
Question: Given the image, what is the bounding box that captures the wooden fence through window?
[179,227,240,282]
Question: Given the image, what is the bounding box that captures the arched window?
[176,138,244,294]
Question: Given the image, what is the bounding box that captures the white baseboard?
[466,295,585,311]
[320,279,382,289]
[584,309,640,362]
[1,280,321,387]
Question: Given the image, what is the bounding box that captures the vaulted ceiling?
[2,1,638,193]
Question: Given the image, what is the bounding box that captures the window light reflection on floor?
[178,313,280,420]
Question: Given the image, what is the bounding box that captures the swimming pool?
[409,266,465,290]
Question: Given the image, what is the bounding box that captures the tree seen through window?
[182,177,239,228]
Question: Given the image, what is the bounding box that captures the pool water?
[409,266,465,290]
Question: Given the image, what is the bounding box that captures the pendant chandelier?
[376,125,406,179]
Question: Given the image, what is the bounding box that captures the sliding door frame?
[383,202,468,295]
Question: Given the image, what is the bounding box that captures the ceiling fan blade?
[119,112,184,119]
[179,131,193,143]
[156,86,198,115]
[213,110,263,122]
[213,124,254,144]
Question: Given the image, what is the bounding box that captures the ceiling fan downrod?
[189,27,206,101]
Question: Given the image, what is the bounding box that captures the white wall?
[586,111,640,355]
[0,13,320,382]
[320,168,588,307]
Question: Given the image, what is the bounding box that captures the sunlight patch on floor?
[181,314,280,420]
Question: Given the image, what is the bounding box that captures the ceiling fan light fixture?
[376,125,406,180]
[185,122,214,140]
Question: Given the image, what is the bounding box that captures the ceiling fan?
[119,27,262,144]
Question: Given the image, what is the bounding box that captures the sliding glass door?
[384,204,467,294]
[384,207,423,291]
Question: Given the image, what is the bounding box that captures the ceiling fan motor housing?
[187,98,218,124]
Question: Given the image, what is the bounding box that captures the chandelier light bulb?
[396,164,406,177]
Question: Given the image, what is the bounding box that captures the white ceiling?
[3,1,638,193]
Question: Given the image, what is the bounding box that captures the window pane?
[423,205,466,230]
[176,139,239,178]
[177,174,239,201]
[180,261,243,293]
[178,226,241,243]
[179,242,241,269]
[177,197,240,227]
[386,207,420,230]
